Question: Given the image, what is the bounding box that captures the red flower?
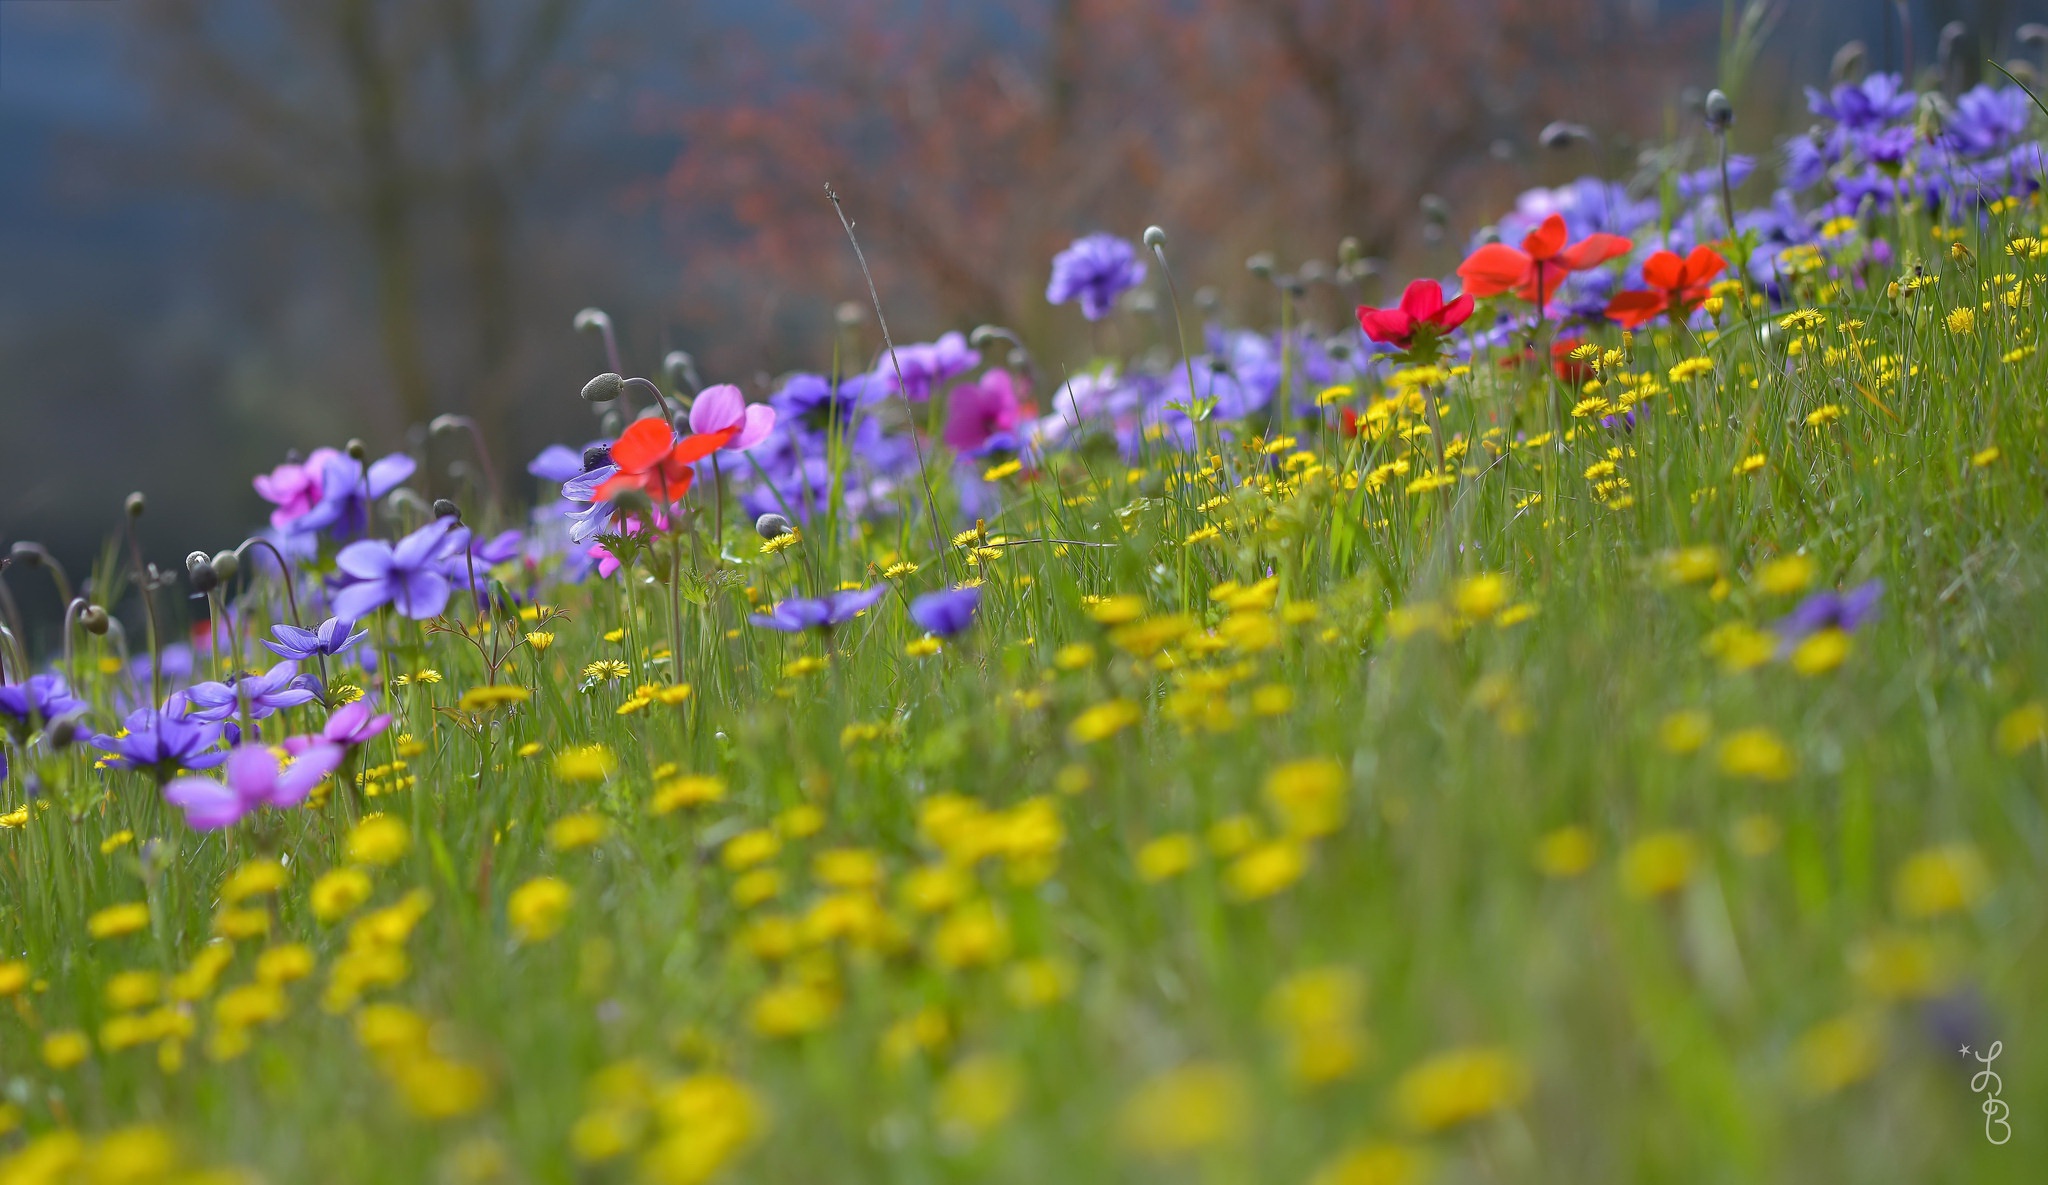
[1550,338,1595,384]
[1603,245,1728,329]
[1356,279,1474,350]
[1456,214,1632,313]
[593,418,738,503]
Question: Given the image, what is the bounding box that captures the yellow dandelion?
[1393,1047,1530,1131]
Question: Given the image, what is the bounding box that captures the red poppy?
[1550,338,1595,384]
[1356,279,1475,350]
[594,418,738,503]
[1456,214,1632,313]
[1603,245,1728,329]
[1339,406,1361,438]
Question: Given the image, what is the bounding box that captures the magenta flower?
[944,369,1023,455]
[286,700,393,755]
[162,742,344,831]
[688,384,777,453]
[253,447,341,531]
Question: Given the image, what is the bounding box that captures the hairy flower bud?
[663,351,701,393]
[8,541,45,566]
[124,492,146,518]
[1245,252,1276,280]
[433,499,462,522]
[2023,24,2048,50]
[1539,121,1592,151]
[834,301,867,328]
[1704,89,1734,132]
[1830,39,1867,84]
[210,550,239,585]
[755,513,794,540]
[81,604,110,635]
[582,372,624,404]
[186,551,219,593]
[1142,225,1167,250]
[47,714,80,750]
[345,438,367,461]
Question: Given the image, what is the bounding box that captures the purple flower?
[93,708,229,778]
[285,700,393,753]
[264,617,367,662]
[1806,74,1915,130]
[181,661,322,724]
[528,444,588,483]
[0,674,85,741]
[1777,581,1884,642]
[1047,233,1147,321]
[749,586,888,632]
[909,585,983,637]
[332,520,462,620]
[1941,85,2032,157]
[688,384,778,452]
[293,452,417,539]
[877,333,981,402]
[944,369,1023,455]
[253,447,341,532]
[162,742,344,831]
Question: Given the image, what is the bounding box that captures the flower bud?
[1337,236,1361,267]
[8,541,45,566]
[81,604,110,635]
[2023,24,2048,50]
[186,551,219,593]
[1245,252,1275,280]
[582,372,625,403]
[47,714,80,750]
[834,301,867,328]
[1539,121,1592,151]
[124,492,146,518]
[663,351,700,393]
[1142,225,1167,250]
[346,438,367,461]
[1830,40,1867,84]
[755,513,794,540]
[1419,194,1451,225]
[433,499,462,522]
[210,550,239,585]
[1704,89,1734,132]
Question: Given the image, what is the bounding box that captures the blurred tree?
[136,0,592,432]
[661,0,1703,379]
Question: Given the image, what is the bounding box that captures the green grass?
[2,207,2046,1185]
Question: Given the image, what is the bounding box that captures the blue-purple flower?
[0,673,85,741]
[1777,581,1884,642]
[1047,233,1147,321]
[332,520,464,620]
[264,617,368,662]
[749,586,888,632]
[180,661,321,724]
[162,742,344,831]
[292,452,417,539]
[909,585,983,637]
[93,708,229,779]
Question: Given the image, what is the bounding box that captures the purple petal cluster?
[749,586,888,632]
[1047,234,1147,321]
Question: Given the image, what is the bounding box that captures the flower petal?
[1455,245,1532,298]
[1554,233,1634,271]
[609,418,677,474]
[1522,214,1569,260]
[689,384,746,435]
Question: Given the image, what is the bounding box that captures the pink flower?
[944,369,1023,454]
[687,384,776,452]
[163,742,344,831]
[253,447,340,531]
[286,700,394,755]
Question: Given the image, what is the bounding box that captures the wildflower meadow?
[4,51,2048,1185]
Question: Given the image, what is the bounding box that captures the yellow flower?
[651,775,727,815]
[312,867,375,923]
[555,744,618,782]
[1972,445,2001,467]
[935,1056,1023,1137]
[221,858,288,904]
[904,637,941,657]
[1619,831,1696,898]
[347,814,411,866]
[1225,839,1307,901]
[1069,699,1142,744]
[1393,1047,1529,1131]
[1789,628,1851,675]
[1053,642,1097,670]
[1945,306,1976,335]
[508,876,574,942]
[1659,546,1723,585]
[1138,839,1196,884]
[1892,844,1990,918]
[1004,958,1076,1009]
[456,684,531,712]
[0,960,33,996]
[1996,701,2048,754]
[41,1030,91,1070]
[1658,709,1711,755]
[1533,826,1595,878]
[1308,1143,1426,1185]
[1730,813,1781,857]
[1718,728,1795,781]
[105,970,160,1010]
[1117,1063,1248,1157]
[1085,594,1145,625]
[88,902,151,940]
[100,830,135,854]
[931,900,1011,969]
[722,828,782,872]
[644,1073,764,1180]
[1754,554,1816,595]
[749,981,838,1037]
[1263,758,1347,838]
[1794,1011,1883,1095]
[1849,932,1953,1000]
[548,812,612,852]
[1452,574,1509,621]
[256,943,317,985]
[215,981,288,1028]
[1668,357,1714,383]
[524,631,555,653]
[1264,967,1367,1086]
[1702,623,1774,672]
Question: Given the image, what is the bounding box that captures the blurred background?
[0,0,2038,635]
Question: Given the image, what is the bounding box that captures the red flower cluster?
[1603,246,1728,329]
[1456,214,1632,313]
[594,418,738,504]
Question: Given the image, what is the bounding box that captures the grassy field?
[3,76,2047,1185]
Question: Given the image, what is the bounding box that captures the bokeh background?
[0,0,2036,634]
